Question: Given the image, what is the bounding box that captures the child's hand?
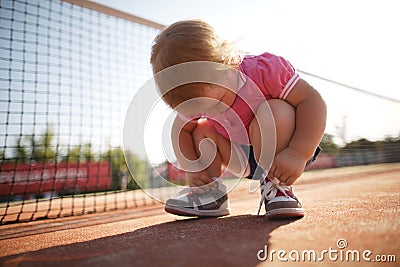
[268,147,308,186]
[186,170,215,193]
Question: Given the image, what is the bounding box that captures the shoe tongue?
[275,188,293,197]
[275,190,286,197]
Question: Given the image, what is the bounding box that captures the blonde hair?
[150,20,239,108]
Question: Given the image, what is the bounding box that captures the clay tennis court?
[0,163,399,267]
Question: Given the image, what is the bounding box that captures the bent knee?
[254,99,294,121]
[266,99,295,127]
[192,119,217,139]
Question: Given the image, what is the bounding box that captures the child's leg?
[249,99,295,171]
[191,118,249,181]
[249,99,305,219]
[165,118,244,217]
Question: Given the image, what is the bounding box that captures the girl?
[150,20,326,219]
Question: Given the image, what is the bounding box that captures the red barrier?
[0,162,112,196]
[306,154,336,170]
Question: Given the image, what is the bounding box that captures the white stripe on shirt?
[279,73,300,100]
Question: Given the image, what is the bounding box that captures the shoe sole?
[165,206,230,217]
[265,208,304,220]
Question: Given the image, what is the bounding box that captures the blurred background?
[0,0,399,223]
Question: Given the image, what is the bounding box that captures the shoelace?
[257,177,290,215]
[179,177,224,198]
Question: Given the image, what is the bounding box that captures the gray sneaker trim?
[266,199,302,211]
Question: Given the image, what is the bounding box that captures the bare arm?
[171,116,214,188]
[285,78,327,159]
[268,78,326,185]
[171,116,198,169]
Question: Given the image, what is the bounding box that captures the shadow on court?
[0,215,298,267]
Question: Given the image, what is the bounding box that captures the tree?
[101,147,145,190]
[319,133,340,154]
[63,143,95,163]
[13,127,57,163]
[14,135,28,163]
[342,138,376,153]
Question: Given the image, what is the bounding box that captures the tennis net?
[0,0,165,224]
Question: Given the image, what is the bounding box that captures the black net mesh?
[0,0,161,223]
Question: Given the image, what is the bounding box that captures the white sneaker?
[165,178,230,217]
[258,177,304,219]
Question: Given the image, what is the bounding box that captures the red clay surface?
[0,163,399,267]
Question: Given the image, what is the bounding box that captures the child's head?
[150,20,239,109]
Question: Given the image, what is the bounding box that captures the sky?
[94,0,400,145]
